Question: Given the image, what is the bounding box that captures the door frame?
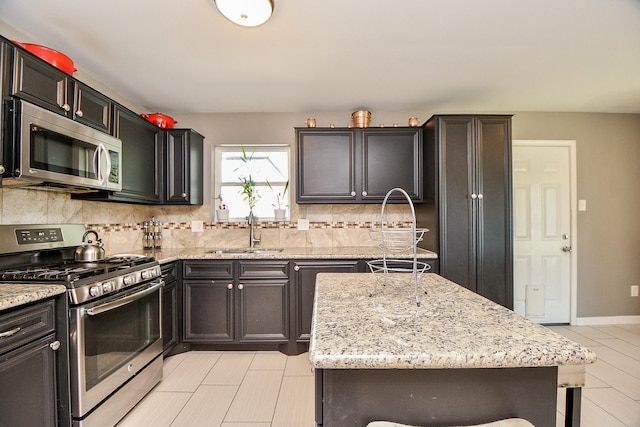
[512,140,578,324]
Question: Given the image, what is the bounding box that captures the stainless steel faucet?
[248,210,261,248]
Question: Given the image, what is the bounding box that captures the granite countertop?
[0,284,66,311]
[309,272,597,370]
[134,246,438,264]
[0,247,437,313]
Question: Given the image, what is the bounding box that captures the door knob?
[562,233,570,240]
[562,246,573,253]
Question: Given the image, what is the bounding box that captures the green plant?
[236,146,259,210]
[267,180,289,209]
[239,175,259,209]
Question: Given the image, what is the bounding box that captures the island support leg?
[565,387,581,427]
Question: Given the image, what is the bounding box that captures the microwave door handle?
[96,143,106,185]
[92,145,101,182]
[101,143,111,185]
[83,280,163,316]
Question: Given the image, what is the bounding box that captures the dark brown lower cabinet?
[292,260,360,343]
[0,297,70,427]
[161,262,179,354]
[182,260,289,344]
[179,257,438,355]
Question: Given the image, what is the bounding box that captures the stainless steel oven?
[0,224,164,427]
[69,279,163,426]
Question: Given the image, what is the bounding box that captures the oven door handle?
[84,280,163,316]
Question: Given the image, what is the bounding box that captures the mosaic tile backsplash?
[0,188,419,254]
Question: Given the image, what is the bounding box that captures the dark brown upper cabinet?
[164,129,204,205]
[10,47,113,133]
[73,106,163,204]
[296,127,423,203]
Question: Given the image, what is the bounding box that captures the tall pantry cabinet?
[418,115,513,308]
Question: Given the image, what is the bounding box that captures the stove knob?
[89,286,101,297]
[102,281,114,293]
[141,269,154,280]
[123,275,136,286]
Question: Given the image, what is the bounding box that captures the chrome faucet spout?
[248,210,261,248]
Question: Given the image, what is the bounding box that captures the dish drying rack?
[367,187,430,306]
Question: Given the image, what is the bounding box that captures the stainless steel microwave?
[2,99,122,192]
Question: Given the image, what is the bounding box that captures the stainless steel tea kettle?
[74,230,106,262]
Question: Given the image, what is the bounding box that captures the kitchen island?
[309,273,596,427]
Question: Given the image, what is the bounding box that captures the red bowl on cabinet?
[13,41,77,75]
[141,113,178,129]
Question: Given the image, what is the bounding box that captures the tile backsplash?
[0,188,417,254]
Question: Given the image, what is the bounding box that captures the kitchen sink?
[208,248,284,256]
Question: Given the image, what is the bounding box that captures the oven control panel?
[15,227,64,244]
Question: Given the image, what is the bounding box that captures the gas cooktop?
[0,224,161,304]
[0,255,156,283]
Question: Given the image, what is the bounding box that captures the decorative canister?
[306,118,316,128]
[352,110,371,128]
[408,117,419,127]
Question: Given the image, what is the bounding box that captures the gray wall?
[172,111,640,319]
[4,17,639,318]
[512,113,640,318]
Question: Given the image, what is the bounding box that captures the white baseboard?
[574,315,640,326]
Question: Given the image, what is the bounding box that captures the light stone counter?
[132,246,437,264]
[309,272,596,370]
[0,283,66,311]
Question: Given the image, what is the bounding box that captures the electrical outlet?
[297,218,309,231]
[631,285,639,297]
[191,220,204,232]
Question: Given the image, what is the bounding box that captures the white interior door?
[512,140,576,324]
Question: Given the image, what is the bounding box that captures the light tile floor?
[551,324,640,427]
[119,324,640,427]
[118,351,314,427]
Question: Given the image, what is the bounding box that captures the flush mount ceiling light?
[215,0,274,27]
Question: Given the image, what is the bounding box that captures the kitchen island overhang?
[309,273,596,427]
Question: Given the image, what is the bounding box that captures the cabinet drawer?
[238,260,289,279]
[0,300,55,355]
[183,260,234,279]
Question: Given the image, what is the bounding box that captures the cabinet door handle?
[238,284,244,290]
[75,109,84,117]
[227,283,233,289]
[350,191,356,197]
[181,193,187,198]
[61,103,71,112]
[0,326,20,338]
[50,340,61,351]
[294,265,300,271]
[477,193,484,199]
[470,193,478,199]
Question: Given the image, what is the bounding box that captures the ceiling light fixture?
[215,0,274,27]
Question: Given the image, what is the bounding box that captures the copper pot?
[352,110,371,128]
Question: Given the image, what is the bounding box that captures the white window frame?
[213,144,290,221]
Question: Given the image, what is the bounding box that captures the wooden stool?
[367,419,535,427]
